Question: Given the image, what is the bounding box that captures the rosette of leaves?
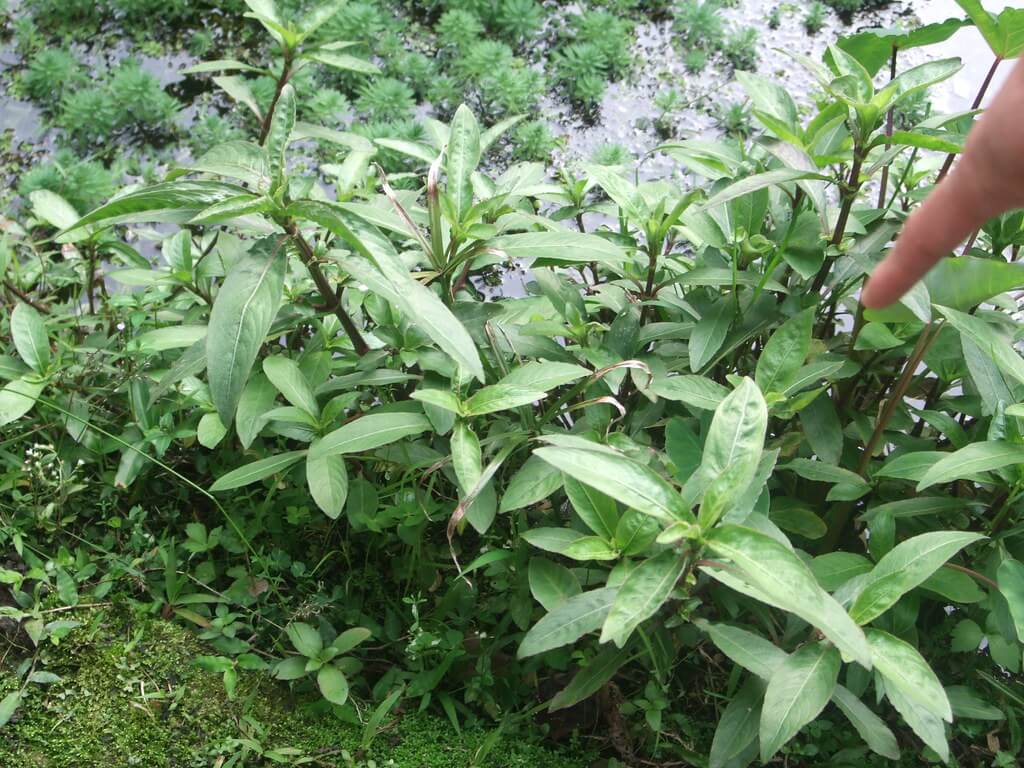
[673,0,726,51]
[274,622,371,707]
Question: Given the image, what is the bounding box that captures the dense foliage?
[4,0,1024,766]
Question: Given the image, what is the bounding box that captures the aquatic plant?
[436,8,486,50]
[355,77,417,122]
[494,0,545,45]
[804,1,827,34]
[722,26,759,71]
[684,47,707,73]
[21,48,83,107]
[590,141,633,165]
[673,0,726,51]
[512,119,557,161]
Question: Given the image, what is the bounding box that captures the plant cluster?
[672,0,760,74]
[4,2,1024,768]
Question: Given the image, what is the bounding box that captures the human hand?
[861,57,1024,309]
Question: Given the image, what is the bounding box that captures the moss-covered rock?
[0,608,591,767]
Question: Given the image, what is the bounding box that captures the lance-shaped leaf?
[446,104,480,220]
[917,441,1024,491]
[293,201,484,381]
[868,628,951,722]
[207,237,287,425]
[534,442,695,525]
[62,180,248,237]
[849,531,984,625]
[705,525,872,668]
[310,411,431,460]
[209,450,307,492]
[517,587,618,658]
[600,551,686,647]
[760,642,840,762]
[11,303,49,373]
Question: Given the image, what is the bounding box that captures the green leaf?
[811,552,873,591]
[886,683,949,762]
[0,376,45,427]
[925,256,1024,312]
[534,443,695,525]
[831,684,900,760]
[306,50,380,74]
[799,394,843,465]
[331,627,371,655]
[286,622,322,657]
[997,558,1024,641]
[64,180,248,236]
[499,456,563,513]
[11,303,49,373]
[565,477,619,541]
[528,557,581,611]
[688,301,731,373]
[947,686,1006,721]
[130,325,207,354]
[209,450,306,492]
[649,374,729,411]
[463,384,546,416]
[938,305,1024,387]
[30,189,81,232]
[207,237,286,425]
[850,531,984,625]
[517,587,618,658]
[485,231,629,266]
[263,356,319,417]
[446,104,481,220]
[698,621,786,680]
[265,83,295,185]
[837,19,968,76]
[950,619,983,652]
[306,452,348,519]
[197,412,227,449]
[450,420,482,492]
[755,307,814,394]
[497,361,590,391]
[868,628,951,722]
[770,500,827,540]
[736,71,800,142]
[0,691,21,727]
[760,642,840,762]
[521,527,587,555]
[697,169,828,213]
[696,377,767,523]
[583,163,649,222]
[955,0,1024,58]
[709,677,763,768]
[309,203,483,380]
[548,646,632,712]
[310,412,431,460]
[317,664,349,706]
[705,525,872,668]
[917,441,1024,491]
[275,656,308,680]
[235,373,276,449]
[562,536,617,561]
[601,551,685,647]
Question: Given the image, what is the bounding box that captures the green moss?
[0,609,590,768]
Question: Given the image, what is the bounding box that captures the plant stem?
[4,279,50,313]
[259,51,294,145]
[287,225,369,355]
[811,151,863,293]
[857,320,941,475]
[937,56,1002,183]
[876,46,898,208]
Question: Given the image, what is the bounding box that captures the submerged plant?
[590,141,633,165]
[436,8,485,51]
[355,77,416,122]
[804,1,827,34]
[21,48,83,106]
[683,47,707,74]
[512,119,557,161]
[494,0,544,45]
[722,26,758,71]
[673,0,725,51]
